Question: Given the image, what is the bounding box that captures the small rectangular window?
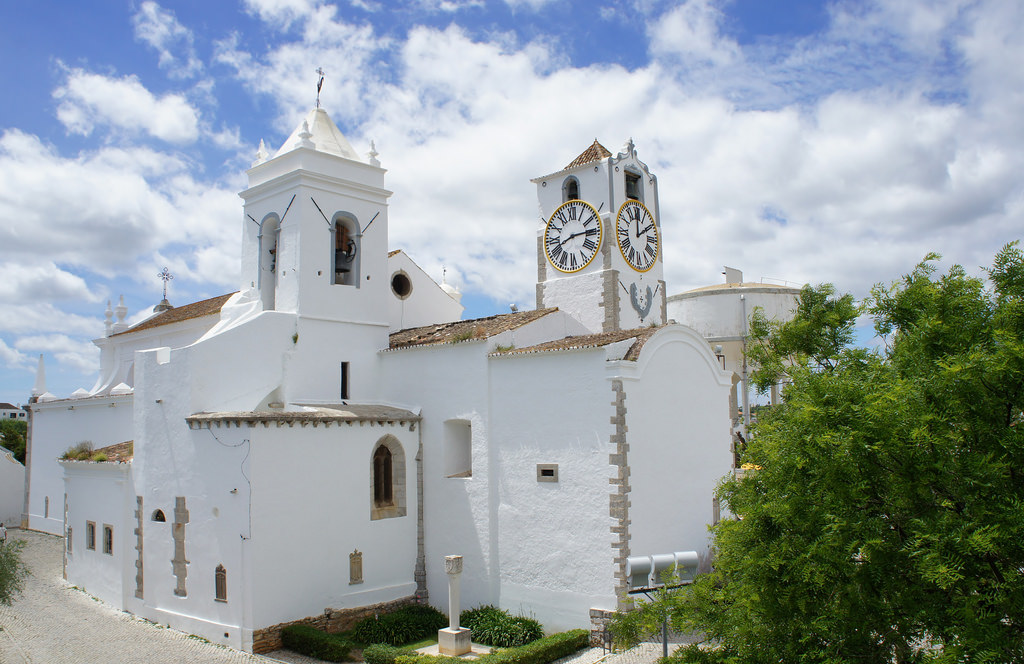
[537,463,559,482]
[86,521,96,550]
[103,524,113,555]
[340,362,350,401]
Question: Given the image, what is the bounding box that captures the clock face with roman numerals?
[544,200,603,273]
[615,200,659,272]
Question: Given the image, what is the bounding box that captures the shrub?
[394,629,588,664]
[364,643,418,664]
[281,624,353,662]
[486,629,588,664]
[352,604,448,646]
[61,441,94,461]
[461,605,543,648]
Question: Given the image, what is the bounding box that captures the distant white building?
[0,402,26,421]
[25,107,797,653]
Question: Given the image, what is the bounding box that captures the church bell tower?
[532,139,666,333]
[239,107,392,324]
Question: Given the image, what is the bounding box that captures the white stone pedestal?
[439,555,471,656]
[438,626,472,656]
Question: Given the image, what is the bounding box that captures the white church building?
[22,106,798,653]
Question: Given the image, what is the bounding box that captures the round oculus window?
[391,272,413,299]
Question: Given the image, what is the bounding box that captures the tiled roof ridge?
[497,325,663,359]
[112,292,237,337]
[565,139,612,170]
[389,308,558,350]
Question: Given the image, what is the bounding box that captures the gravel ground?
[0,528,668,664]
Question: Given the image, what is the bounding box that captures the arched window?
[370,436,406,520]
[562,176,580,202]
[259,214,281,310]
[151,509,166,522]
[215,564,227,602]
[332,215,361,287]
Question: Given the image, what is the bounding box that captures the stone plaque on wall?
[350,549,363,585]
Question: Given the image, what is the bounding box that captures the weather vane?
[158,267,174,300]
[316,67,326,108]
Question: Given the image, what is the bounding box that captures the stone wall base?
[589,608,616,647]
[252,595,418,654]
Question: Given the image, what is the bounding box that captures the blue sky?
[0,0,1021,406]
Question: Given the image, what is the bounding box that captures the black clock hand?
[560,230,587,246]
[637,224,654,236]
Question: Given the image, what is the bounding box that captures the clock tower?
[532,139,666,333]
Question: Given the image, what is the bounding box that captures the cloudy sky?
[0,0,1020,405]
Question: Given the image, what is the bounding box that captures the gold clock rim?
[544,199,604,274]
[615,199,659,273]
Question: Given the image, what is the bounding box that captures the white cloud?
[243,0,321,27]
[216,7,390,134]
[0,262,97,305]
[14,335,100,375]
[217,2,1022,308]
[132,1,203,79]
[648,0,742,68]
[0,338,30,371]
[54,67,200,143]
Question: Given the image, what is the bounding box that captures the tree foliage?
[0,538,29,606]
[0,418,26,464]
[611,244,1024,663]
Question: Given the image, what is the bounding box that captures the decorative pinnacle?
[158,267,174,300]
[316,67,326,108]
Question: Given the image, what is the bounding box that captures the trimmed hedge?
[460,605,543,647]
[363,643,417,664]
[394,629,589,664]
[352,604,449,646]
[281,624,354,662]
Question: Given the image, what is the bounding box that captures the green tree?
[0,418,27,464]
[611,244,1024,663]
[0,538,29,606]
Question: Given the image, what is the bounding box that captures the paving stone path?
[0,528,667,664]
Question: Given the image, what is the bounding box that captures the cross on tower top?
[316,67,326,108]
[158,267,173,300]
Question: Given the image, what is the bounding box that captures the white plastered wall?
[247,422,420,628]
[387,251,463,332]
[63,460,134,609]
[26,396,133,534]
[378,341,495,614]
[488,349,617,631]
[615,326,733,563]
[0,446,24,526]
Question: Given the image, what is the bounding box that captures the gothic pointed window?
[373,445,393,506]
[370,436,406,520]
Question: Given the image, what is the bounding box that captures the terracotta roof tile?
[388,249,402,257]
[93,440,133,462]
[389,309,558,350]
[565,139,612,170]
[498,325,663,360]
[113,293,236,337]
